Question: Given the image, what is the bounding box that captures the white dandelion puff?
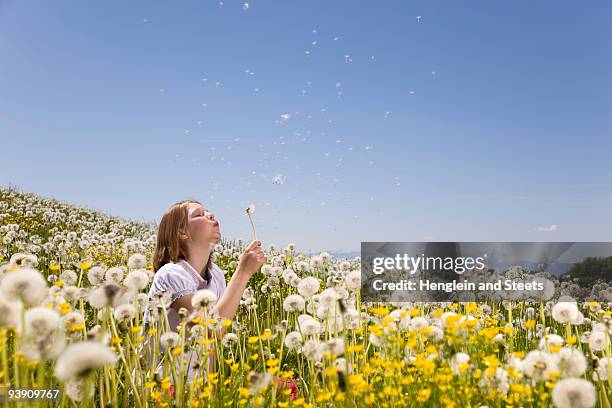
[88,283,123,309]
[191,289,218,310]
[345,270,361,290]
[325,338,345,356]
[588,331,607,352]
[123,269,149,291]
[302,339,324,361]
[319,288,338,307]
[55,341,117,382]
[551,378,596,408]
[297,277,320,298]
[9,253,38,267]
[64,377,94,402]
[127,254,147,270]
[552,302,580,324]
[555,347,587,378]
[60,270,78,286]
[522,350,558,381]
[221,333,238,348]
[282,294,305,313]
[19,307,66,361]
[284,331,303,350]
[0,291,21,328]
[160,332,180,349]
[113,303,137,323]
[21,306,61,338]
[87,266,105,286]
[0,267,48,306]
[300,318,322,336]
[595,357,612,381]
[539,334,565,351]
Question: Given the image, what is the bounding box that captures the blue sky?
[1,1,611,253]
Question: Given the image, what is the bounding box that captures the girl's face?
[184,202,221,247]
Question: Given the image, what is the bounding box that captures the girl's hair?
[153,199,213,280]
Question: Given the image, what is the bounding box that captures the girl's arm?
[171,240,265,331]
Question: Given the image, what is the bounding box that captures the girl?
[144,199,298,398]
[147,198,266,331]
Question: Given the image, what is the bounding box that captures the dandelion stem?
[247,213,257,242]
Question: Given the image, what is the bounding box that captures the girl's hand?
[237,240,266,277]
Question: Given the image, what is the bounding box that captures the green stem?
[247,214,257,242]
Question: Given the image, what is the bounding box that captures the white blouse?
[145,259,227,331]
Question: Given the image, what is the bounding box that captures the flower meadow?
[0,187,611,408]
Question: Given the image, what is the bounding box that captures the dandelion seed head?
[246,204,255,216]
[87,266,105,286]
[123,269,149,291]
[297,276,320,298]
[55,341,117,382]
[552,302,580,324]
[160,331,180,349]
[552,378,596,408]
[127,253,147,270]
[0,267,48,306]
[113,303,137,323]
[191,289,218,310]
[283,294,305,313]
[105,267,124,284]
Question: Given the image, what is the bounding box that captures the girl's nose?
[206,211,215,220]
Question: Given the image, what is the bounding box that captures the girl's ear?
[178,228,190,240]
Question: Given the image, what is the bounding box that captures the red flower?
[273,376,298,399]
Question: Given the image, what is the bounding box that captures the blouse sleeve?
[150,264,197,303]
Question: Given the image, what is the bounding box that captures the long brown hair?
[153,199,213,279]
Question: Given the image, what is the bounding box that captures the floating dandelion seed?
[305,50,311,57]
[242,2,249,10]
[272,174,285,185]
[333,36,339,41]
[416,15,423,23]
[409,90,415,95]
[312,41,317,46]
[384,111,390,119]
[279,113,291,124]
[344,55,352,64]
[245,204,257,241]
